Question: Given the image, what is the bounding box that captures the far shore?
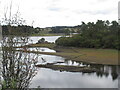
[17,43,119,65]
[30,33,64,36]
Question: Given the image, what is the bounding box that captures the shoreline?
[19,43,119,65]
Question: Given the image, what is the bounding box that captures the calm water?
[0,36,119,88]
[27,36,118,88]
[17,47,56,53]
[29,53,119,88]
[29,36,61,44]
[30,68,118,88]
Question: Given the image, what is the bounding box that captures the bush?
[37,38,45,43]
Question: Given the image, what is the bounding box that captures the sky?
[0,0,119,28]
[118,1,120,25]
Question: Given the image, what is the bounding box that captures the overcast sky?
[0,0,119,27]
[118,1,120,25]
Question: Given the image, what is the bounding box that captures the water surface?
[1,36,119,88]
[26,36,119,88]
[29,36,61,44]
[29,53,119,88]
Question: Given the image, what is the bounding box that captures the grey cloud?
[74,8,116,15]
[46,0,62,12]
[97,0,118,3]
[48,7,61,12]
[51,0,61,3]
[118,1,120,25]
[118,1,120,16]
[97,0,109,2]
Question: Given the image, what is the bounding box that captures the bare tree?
[1,37,38,89]
[0,1,38,89]
[1,1,25,26]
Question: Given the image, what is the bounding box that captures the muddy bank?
[35,64,97,73]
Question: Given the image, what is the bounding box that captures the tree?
[55,20,119,50]
[37,38,45,43]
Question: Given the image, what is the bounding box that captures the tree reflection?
[1,35,38,89]
[64,60,119,80]
[111,66,119,80]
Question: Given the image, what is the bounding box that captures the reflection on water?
[30,54,119,88]
[57,59,119,81]
[17,47,56,53]
[29,36,61,44]
[36,54,64,65]
[30,68,118,88]
[0,35,119,88]
[29,47,56,53]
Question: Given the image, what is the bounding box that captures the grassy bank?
[25,43,119,65]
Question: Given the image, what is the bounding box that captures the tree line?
[49,26,75,33]
[56,20,120,50]
[2,25,39,35]
[2,25,75,35]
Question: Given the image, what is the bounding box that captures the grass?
[56,47,118,65]
[21,43,119,65]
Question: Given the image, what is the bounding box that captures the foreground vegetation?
[24,43,118,65]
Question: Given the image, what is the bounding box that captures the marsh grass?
[18,43,119,65]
